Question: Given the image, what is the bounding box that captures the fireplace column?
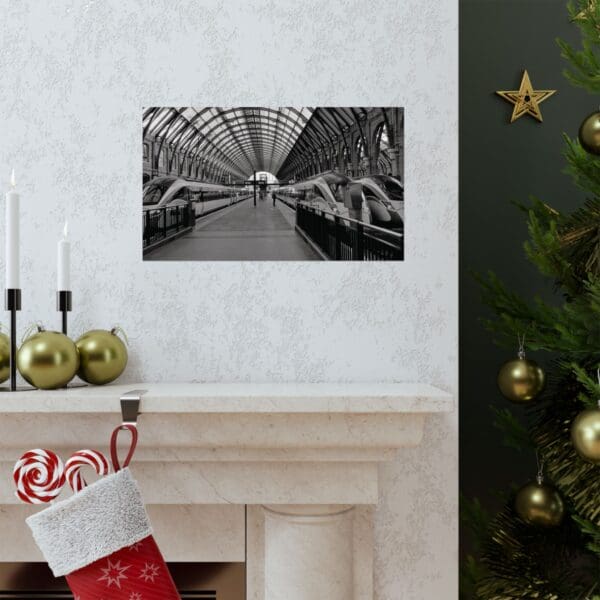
[263,505,355,600]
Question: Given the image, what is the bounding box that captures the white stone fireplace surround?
[0,383,453,600]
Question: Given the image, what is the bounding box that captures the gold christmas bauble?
[76,328,128,385]
[17,327,79,389]
[571,408,600,464]
[497,357,545,403]
[578,111,600,155]
[515,480,564,528]
[0,330,9,384]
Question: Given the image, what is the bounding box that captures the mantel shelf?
[0,382,454,507]
[0,382,453,414]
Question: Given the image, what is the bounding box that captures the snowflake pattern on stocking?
[139,562,160,583]
[66,535,180,599]
[129,540,144,552]
[97,558,131,589]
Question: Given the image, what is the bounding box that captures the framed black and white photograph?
[142,107,404,261]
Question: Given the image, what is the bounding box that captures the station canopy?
[143,107,370,181]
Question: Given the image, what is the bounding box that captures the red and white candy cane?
[13,449,66,504]
[65,450,110,493]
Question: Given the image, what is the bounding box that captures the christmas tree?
[462,1,600,598]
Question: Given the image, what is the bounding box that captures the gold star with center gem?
[496,70,556,123]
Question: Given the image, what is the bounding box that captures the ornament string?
[111,325,129,346]
[535,449,544,485]
[517,333,526,359]
[21,322,43,344]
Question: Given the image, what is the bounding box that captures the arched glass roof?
[142,107,373,181]
[277,108,370,181]
[143,107,313,178]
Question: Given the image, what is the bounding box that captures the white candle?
[5,169,20,289]
[57,221,70,291]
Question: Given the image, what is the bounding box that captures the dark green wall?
[460,0,593,541]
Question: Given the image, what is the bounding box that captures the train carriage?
[142,177,251,249]
[278,172,403,232]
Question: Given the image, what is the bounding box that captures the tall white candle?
[57,221,70,291]
[5,169,20,289]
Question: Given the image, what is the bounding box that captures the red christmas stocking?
[26,426,181,600]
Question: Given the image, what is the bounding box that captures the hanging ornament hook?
[111,325,129,346]
[21,322,44,344]
[517,333,526,359]
[535,449,544,485]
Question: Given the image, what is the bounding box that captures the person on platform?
[272,191,276,207]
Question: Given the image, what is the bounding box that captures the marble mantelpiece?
[0,382,452,413]
[0,382,453,600]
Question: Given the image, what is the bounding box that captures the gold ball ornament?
[578,111,600,155]
[75,328,128,385]
[17,326,79,389]
[515,479,565,528]
[0,328,10,384]
[497,354,545,403]
[571,407,600,464]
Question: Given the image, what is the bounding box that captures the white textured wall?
[0,1,457,598]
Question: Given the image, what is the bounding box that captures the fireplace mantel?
[0,382,453,600]
[0,382,452,413]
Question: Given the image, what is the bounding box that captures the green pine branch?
[491,405,534,452]
[477,267,600,355]
[564,136,600,196]
[558,1,600,94]
[477,501,598,599]
[573,515,600,555]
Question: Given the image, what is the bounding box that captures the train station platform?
[145,197,320,261]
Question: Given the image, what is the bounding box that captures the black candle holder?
[57,290,72,335]
[5,288,21,392]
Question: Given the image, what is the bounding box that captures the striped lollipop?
[13,449,66,504]
[65,450,110,493]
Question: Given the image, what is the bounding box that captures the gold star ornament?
[496,70,557,123]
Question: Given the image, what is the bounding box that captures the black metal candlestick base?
[5,288,21,392]
[57,290,72,335]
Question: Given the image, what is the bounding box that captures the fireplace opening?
[0,562,245,599]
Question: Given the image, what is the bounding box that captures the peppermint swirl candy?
[65,450,109,493]
[13,449,65,504]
